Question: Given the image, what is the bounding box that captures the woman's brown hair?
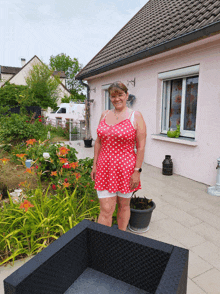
[108,82,128,95]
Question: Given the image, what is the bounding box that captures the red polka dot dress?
[94,111,141,194]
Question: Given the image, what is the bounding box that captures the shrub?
[0,114,46,144]
[12,140,96,198]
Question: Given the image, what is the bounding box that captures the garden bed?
[4,220,189,294]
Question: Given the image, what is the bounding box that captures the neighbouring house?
[0,55,71,106]
[75,0,220,187]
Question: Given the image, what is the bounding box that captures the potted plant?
[83,99,93,147]
[167,124,180,138]
[128,191,156,233]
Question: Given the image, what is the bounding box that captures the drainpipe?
[79,80,90,139]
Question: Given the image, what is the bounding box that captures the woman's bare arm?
[129,111,147,190]
[135,111,147,169]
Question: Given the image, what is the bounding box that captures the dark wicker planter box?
[4,220,189,294]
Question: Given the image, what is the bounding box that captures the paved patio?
[1,140,220,294]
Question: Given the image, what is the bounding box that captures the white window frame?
[102,84,114,110]
[159,65,199,139]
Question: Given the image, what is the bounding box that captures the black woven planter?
[4,220,189,294]
[128,201,156,233]
[84,139,93,148]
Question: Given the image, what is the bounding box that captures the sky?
[0,0,148,70]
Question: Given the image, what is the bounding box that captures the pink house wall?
[86,35,220,186]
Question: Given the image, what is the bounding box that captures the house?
[75,0,220,187]
[0,55,71,106]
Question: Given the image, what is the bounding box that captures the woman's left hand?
[129,171,140,190]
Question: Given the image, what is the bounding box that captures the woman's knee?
[99,197,116,216]
[117,197,131,210]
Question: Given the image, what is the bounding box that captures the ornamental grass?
[0,185,100,266]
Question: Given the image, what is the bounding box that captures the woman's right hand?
[91,165,97,181]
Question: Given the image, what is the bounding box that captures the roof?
[76,0,220,80]
[1,55,69,92]
[1,66,21,75]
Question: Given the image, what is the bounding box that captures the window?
[57,107,66,114]
[159,65,199,138]
[105,90,114,110]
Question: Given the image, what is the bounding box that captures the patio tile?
[173,175,209,191]
[188,251,213,279]
[158,191,199,212]
[190,222,220,248]
[187,195,220,212]
[192,268,220,294]
[190,241,220,270]
[151,234,186,248]
[150,207,168,222]
[128,220,168,240]
[187,278,207,294]
[158,203,203,228]
[188,208,220,231]
[209,204,220,217]
[152,218,206,248]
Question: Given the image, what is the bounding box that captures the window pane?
[169,79,182,129]
[109,100,114,110]
[163,81,170,130]
[105,90,114,110]
[184,76,198,131]
[105,91,109,110]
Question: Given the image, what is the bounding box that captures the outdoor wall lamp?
[127,78,135,87]
[90,87,96,93]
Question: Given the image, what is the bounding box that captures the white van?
[46,103,85,127]
[55,103,85,119]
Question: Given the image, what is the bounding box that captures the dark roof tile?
[76,0,220,79]
[1,66,21,75]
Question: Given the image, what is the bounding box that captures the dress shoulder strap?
[129,111,135,127]
[102,110,109,120]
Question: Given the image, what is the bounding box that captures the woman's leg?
[98,196,117,227]
[117,196,131,231]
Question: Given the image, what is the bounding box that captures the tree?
[49,53,85,102]
[26,63,60,109]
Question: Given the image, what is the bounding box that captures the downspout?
[79,80,91,139]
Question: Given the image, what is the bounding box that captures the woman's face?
[109,89,129,110]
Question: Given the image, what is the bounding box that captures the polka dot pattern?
[94,114,141,194]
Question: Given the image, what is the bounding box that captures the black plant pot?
[128,201,156,233]
[84,139,93,148]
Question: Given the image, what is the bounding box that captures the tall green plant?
[0,186,100,266]
[26,63,60,109]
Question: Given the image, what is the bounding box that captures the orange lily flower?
[63,182,71,188]
[58,146,70,156]
[73,172,81,180]
[69,162,78,169]
[19,200,34,212]
[59,158,68,164]
[26,139,37,145]
[0,158,10,165]
[51,171,57,176]
[24,167,34,174]
[16,154,27,158]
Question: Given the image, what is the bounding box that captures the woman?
[91,82,147,231]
